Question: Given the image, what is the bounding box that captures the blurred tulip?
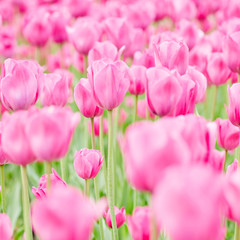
[129,65,147,96]
[26,107,80,162]
[137,99,155,119]
[0,59,41,111]
[226,159,238,176]
[216,119,240,151]
[32,168,66,200]
[208,149,225,173]
[227,84,240,126]
[132,50,155,68]
[88,117,108,137]
[153,165,225,240]
[74,148,103,179]
[32,186,107,240]
[88,59,130,110]
[127,206,151,240]
[74,78,104,118]
[104,206,126,228]
[0,213,12,240]
[0,26,16,58]
[154,40,189,75]
[146,67,182,117]
[65,0,91,17]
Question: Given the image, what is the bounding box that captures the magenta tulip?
[88,59,130,110]
[74,78,104,118]
[74,148,103,180]
[104,206,126,228]
[127,207,151,240]
[0,213,12,240]
[31,186,107,240]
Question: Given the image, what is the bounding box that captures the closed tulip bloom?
[207,53,231,86]
[88,60,130,110]
[129,65,147,96]
[227,84,240,126]
[0,213,12,240]
[32,168,66,200]
[133,49,155,68]
[74,78,104,118]
[223,31,240,72]
[40,73,69,107]
[0,59,41,111]
[32,186,107,240]
[146,67,182,117]
[216,119,240,151]
[137,99,155,119]
[208,149,225,173]
[65,0,91,17]
[154,40,189,75]
[121,121,190,192]
[153,165,225,240]
[104,206,126,228]
[88,117,108,137]
[26,107,80,162]
[74,148,103,179]
[68,18,102,55]
[127,207,151,240]
[226,159,238,176]
[1,111,36,166]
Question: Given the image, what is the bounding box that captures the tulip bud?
[104,206,126,228]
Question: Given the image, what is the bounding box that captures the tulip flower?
[65,0,91,17]
[74,148,103,180]
[226,159,238,176]
[31,186,107,240]
[154,40,189,75]
[146,67,182,117]
[74,78,104,118]
[32,168,66,200]
[0,59,41,111]
[127,207,151,240]
[153,165,225,240]
[40,73,69,107]
[0,213,12,240]
[133,49,155,68]
[26,107,80,162]
[137,99,155,119]
[216,119,240,151]
[227,84,240,126]
[88,59,130,110]
[104,206,126,228]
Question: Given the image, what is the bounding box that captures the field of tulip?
[1,0,240,240]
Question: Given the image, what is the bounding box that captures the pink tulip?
[137,99,155,119]
[0,59,41,111]
[67,17,102,55]
[208,149,225,173]
[223,31,240,72]
[0,26,16,58]
[32,168,66,200]
[40,73,69,107]
[216,119,240,151]
[0,213,12,240]
[26,107,80,162]
[127,206,151,240]
[117,109,128,126]
[132,50,155,68]
[23,10,51,47]
[121,121,190,192]
[88,41,122,66]
[146,67,182,117]
[153,165,225,240]
[0,122,7,165]
[207,53,231,86]
[74,148,103,179]
[88,59,130,110]
[88,117,108,137]
[65,0,91,18]
[104,206,126,228]
[1,111,36,166]
[32,186,107,240]
[226,159,238,176]
[154,40,189,75]
[74,78,104,118]
[227,84,240,126]
[129,65,147,96]
[0,2,14,22]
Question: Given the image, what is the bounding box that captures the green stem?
[46,162,52,190]
[100,115,108,195]
[234,223,240,240]
[84,179,90,197]
[107,110,118,240]
[84,55,88,76]
[84,179,88,196]
[211,85,218,121]
[150,212,157,240]
[224,149,228,172]
[84,117,89,148]
[0,165,6,213]
[21,166,33,240]
[60,157,66,182]
[91,118,95,149]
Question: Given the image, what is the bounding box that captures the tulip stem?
[91,118,96,149]
[21,166,33,240]
[150,213,158,240]
[46,162,52,190]
[84,117,89,148]
[211,85,218,121]
[84,55,88,76]
[224,150,228,172]
[60,157,66,182]
[100,115,108,195]
[0,165,6,213]
[234,223,240,240]
[107,110,118,240]
[84,179,90,197]
[84,179,88,196]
